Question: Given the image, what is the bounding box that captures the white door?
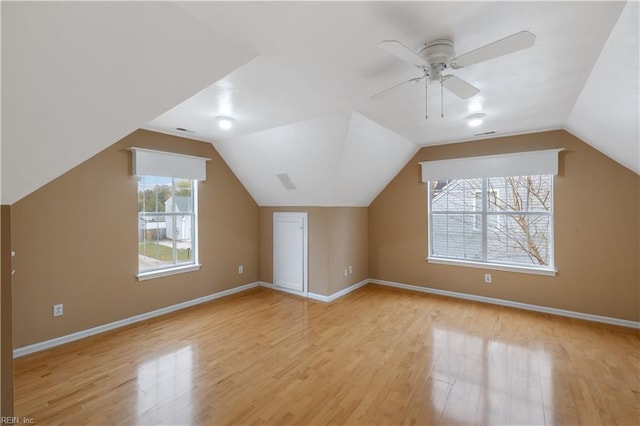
[273,212,308,296]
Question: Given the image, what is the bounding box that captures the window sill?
[137,264,201,281]
[427,257,556,276]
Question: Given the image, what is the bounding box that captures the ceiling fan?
[375,31,536,119]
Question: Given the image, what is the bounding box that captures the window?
[469,187,500,231]
[421,149,561,275]
[138,176,197,274]
[429,175,553,272]
[130,147,209,280]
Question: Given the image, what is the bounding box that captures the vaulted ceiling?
[2,1,638,206]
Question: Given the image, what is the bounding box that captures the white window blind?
[130,147,210,181]
[420,149,563,182]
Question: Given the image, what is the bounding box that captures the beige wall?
[259,207,368,296]
[9,127,639,352]
[11,130,260,348]
[1,205,14,416]
[327,208,369,295]
[369,130,640,321]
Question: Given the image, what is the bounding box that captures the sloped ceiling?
[2,2,638,207]
[566,1,639,174]
[1,2,257,204]
[212,111,416,206]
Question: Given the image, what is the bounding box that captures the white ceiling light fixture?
[467,113,485,127]
[468,97,484,114]
[216,116,235,130]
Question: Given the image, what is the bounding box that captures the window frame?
[427,175,556,276]
[473,189,483,231]
[137,176,201,281]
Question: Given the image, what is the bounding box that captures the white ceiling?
[565,1,639,174]
[1,2,257,204]
[212,111,416,206]
[3,2,638,206]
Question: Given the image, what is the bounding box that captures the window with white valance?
[420,149,563,182]
[130,147,210,181]
[130,148,210,280]
[421,149,562,275]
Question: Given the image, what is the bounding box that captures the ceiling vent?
[473,131,496,137]
[276,172,296,190]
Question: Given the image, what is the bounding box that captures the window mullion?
[549,175,555,269]
[191,179,197,265]
[427,183,433,258]
[482,178,488,262]
[154,177,159,214]
[172,179,178,265]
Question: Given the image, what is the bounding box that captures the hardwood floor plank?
[14,284,640,425]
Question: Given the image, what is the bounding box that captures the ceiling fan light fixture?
[467,113,485,127]
[216,116,235,130]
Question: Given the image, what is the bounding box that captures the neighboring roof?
[165,196,192,213]
[432,179,461,203]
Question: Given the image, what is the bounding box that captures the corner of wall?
[1,205,14,416]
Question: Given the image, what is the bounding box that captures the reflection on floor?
[137,346,193,422]
[13,285,640,425]
[431,327,552,424]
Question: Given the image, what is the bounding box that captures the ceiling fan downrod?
[424,74,428,120]
[441,78,444,118]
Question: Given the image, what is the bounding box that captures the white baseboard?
[13,281,261,358]
[260,281,308,297]
[306,292,329,302]
[369,278,640,329]
[260,279,367,303]
[16,278,637,358]
[257,281,274,289]
[308,279,369,302]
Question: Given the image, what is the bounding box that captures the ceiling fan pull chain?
[424,75,428,120]
[440,79,444,118]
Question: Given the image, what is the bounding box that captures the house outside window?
[474,189,499,231]
[429,175,554,273]
[130,147,209,280]
[421,149,562,275]
[138,176,197,274]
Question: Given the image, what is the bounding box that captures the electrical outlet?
[238,265,244,274]
[53,304,64,317]
[484,274,492,284]
[344,269,348,277]
[348,265,353,274]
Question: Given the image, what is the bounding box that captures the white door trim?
[273,212,308,297]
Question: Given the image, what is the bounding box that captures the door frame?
[273,212,308,297]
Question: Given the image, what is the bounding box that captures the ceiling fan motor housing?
[418,39,455,83]
[418,39,455,64]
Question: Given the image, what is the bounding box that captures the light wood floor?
[14,285,640,425]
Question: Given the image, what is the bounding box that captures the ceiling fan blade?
[371,77,424,99]
[442,75,480,99]
[378,40,427,67]
[450,31,536,69]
